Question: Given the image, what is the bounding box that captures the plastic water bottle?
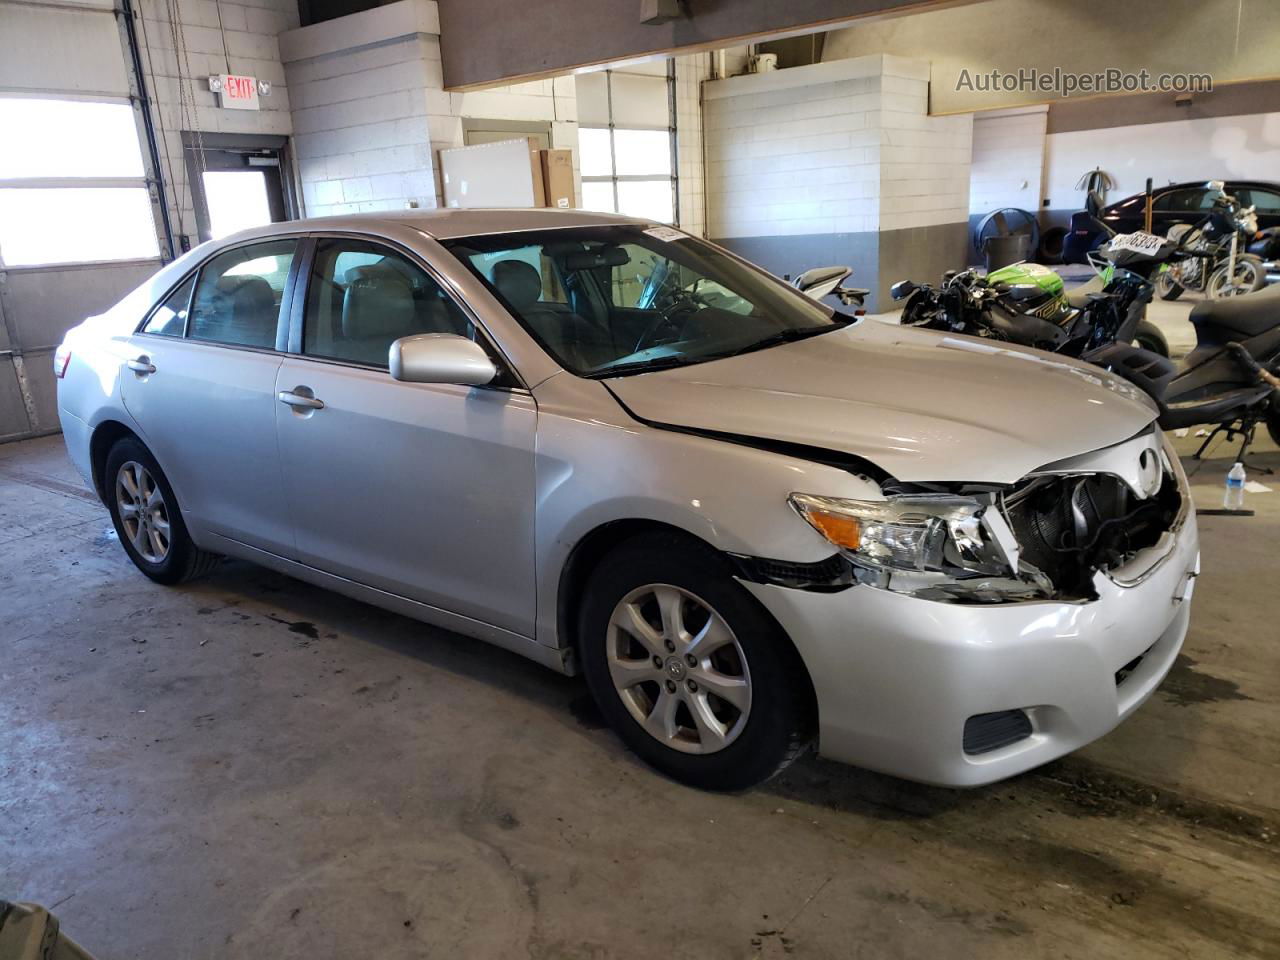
[1224,462,1247,510]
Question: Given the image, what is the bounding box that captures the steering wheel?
[633,291,701,352]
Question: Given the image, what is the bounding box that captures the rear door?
[272,235,538,636]
[121,238,299,554]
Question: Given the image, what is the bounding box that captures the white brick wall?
[969,106,1047,215]
[135,0,298,245]
[704,56,971,239]
[285,35,440,216]
[674,53,710,237]
[282,2,582,215]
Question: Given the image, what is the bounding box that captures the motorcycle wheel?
[1155,271,1184,301]
[1207,256,1265,299]
[1268,397,1280,449]
[1133,320,1169,357]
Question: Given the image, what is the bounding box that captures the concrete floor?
[3,340,1278,957]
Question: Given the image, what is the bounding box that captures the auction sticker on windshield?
[1110,232,1164,254]
[643,226,687,242]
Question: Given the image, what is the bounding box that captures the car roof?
[278,207,651,240]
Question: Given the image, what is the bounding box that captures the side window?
[1243,189,1280,213]
[187,239,296,349]
[142,275,196,337]
[303,239,474,368]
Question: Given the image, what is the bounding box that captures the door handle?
[127,356,156,375]
[277,389,325,410]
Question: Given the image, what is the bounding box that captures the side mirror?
[889,279,917,300]
[389,334,497,386]
[793,266,852,301]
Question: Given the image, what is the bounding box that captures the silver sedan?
[55,209,1199,789]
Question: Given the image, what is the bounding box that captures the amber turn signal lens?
[803,509,861,550]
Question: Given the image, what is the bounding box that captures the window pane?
[202,171,273,240]
[581,180,617,213]
[613,129,671,177]
[616,179,674,224]
[188,240,296,349]
[0,187,159,266]
[0,99,145,179]
[304,239,473,367]
[578,127,614,177]
[143,275,196,337]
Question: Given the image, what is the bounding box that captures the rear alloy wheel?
[116,460,170,563]
[105,436,220,584]
[579,532,813,790]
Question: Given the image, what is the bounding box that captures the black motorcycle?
[1156,186,1263,300]
[1090,280,1280,464]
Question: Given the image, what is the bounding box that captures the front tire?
[104,436,220,584]
[1207,256,1265,299]
[1156,271,1184,301]
[578,532,813,790]
[1133,320,1170,357]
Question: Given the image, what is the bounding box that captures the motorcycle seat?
[1189,283,1280,339]
[1063,274,1107,309]
[1161,385,1273,431]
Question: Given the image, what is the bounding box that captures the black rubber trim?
[727,552,855,593]
[963,710,1033,755]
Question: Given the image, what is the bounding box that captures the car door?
[272,235,538,636]
[121,238,299,555]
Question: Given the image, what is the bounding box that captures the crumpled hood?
[605,320,1158,484]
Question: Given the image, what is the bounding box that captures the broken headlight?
[789,492,1047,601]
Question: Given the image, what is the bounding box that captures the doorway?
[182,133,297,247]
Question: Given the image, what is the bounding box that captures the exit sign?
[213,74,260,111]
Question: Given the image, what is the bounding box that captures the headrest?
[492,259,543,310]
[342,268,414,339]
[216,274,274,313]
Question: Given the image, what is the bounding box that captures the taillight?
[54,344,72,379]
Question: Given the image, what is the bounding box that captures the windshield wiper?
[584,355,708,379]
[712,321,849,360]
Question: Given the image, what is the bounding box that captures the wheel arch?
[556,518,819,725]
[89,419,143,502]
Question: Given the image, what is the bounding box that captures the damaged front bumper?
[737,431,1201,787]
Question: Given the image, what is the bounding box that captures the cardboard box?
[540,149,575,209]
[440,137,545,208]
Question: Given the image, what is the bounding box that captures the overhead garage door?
[0,0,167,442]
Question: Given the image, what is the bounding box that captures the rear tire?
[1267,397,1280,449]
[577,532,813,791]
[104,436,220,585]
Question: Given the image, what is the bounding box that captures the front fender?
[530,375,881,649]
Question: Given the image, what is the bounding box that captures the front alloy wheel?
[579,532,813,790]
[116,460,170,563]
[607,584,752,754]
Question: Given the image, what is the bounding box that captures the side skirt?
[200,531,573,676]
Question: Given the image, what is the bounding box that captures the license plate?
[1109,231,1164,255]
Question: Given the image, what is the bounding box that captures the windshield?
[442,225,852,377]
